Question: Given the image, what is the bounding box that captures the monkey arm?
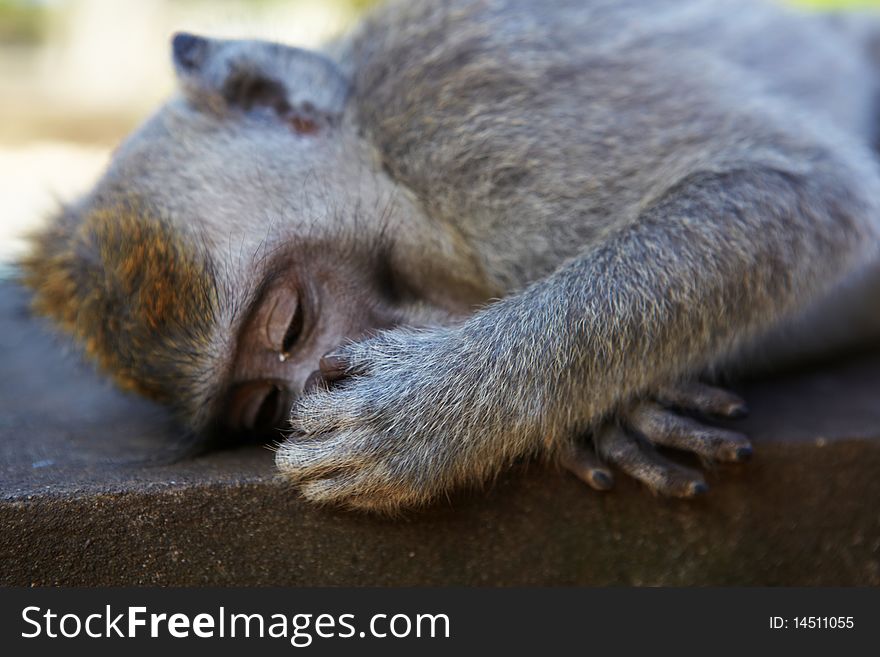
[276,163,879,511]
[494,165,877,435]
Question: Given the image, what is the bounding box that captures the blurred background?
[0,0,877,271]
[0,0,376,271]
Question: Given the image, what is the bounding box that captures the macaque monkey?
[23,0,880,510]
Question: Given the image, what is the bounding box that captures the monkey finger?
[629,402,752,462]
[298,468,418,513]
[276,432,358,482]
[657,381,748,418]
[299,473,372,507]
[302,369,329,395]
[595,425,707,498]
[319,353,352,381]
[301,354,354,395]
[560,444,614,491]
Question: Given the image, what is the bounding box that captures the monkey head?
[22,34,490,442]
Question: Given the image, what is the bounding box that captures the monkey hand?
[561,382,752,497]
[276,326,753,511]
[276,326,540,512]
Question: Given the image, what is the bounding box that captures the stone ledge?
[1,281,879,585]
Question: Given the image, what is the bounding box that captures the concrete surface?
[1,280,879,586]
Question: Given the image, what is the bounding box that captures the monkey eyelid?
[262,287,299,352]
[281,298,305,355]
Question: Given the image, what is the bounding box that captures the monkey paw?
[562,382,751,498]
[274,330,494,512]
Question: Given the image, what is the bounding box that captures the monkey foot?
[562,382,751,498]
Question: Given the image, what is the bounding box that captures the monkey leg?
[563,382,751,497]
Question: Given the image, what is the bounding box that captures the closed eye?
[282,302,304,354]
[261,285,303,354]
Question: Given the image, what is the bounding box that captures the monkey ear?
[170,32,349,130]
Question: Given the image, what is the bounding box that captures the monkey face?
[220,247,417,440]
[23,34,493,440]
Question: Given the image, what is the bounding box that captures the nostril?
[253,385,283,431]
[228,381,288,437]
[171,32,207,71]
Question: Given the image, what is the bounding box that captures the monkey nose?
[301,353,351,395]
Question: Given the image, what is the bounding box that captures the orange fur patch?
[21,200,219,408]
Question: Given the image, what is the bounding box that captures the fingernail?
[727,404,749,419]
[735,445,753,461]
[690,482,709,496]
[319,354,348,380]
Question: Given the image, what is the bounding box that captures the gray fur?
[26,0,880,510]
[279,0,880,509]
